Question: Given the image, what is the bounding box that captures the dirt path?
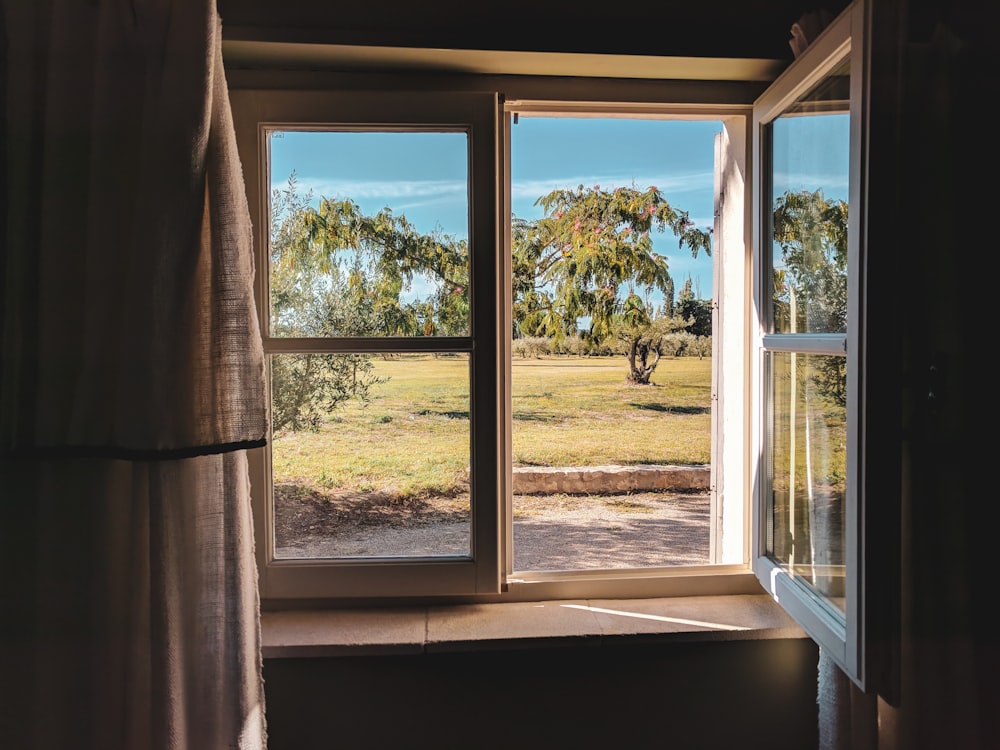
[274,490,711,570]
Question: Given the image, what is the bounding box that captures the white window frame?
[750,1,871,688]
[235,90,503,599]
[232,85,759,603]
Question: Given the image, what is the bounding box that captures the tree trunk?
[625,338,660,385]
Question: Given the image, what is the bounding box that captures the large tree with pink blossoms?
[512,183,712,383]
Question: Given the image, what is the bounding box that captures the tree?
[512,183,711,384]
[611,293,696,384]
[772,188,849,408]
[299,195,470,337]
[675,277,713,338]
[271,168,493,430]
[269,174,389,432]
[771,188,848,335]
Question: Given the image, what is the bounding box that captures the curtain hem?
[0,437,267,462]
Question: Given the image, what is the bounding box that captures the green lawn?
[272,354,712,499]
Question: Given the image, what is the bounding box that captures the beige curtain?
[1,1,268,747]
[2,454,266,748]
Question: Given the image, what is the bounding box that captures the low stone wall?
[512,464,710,495]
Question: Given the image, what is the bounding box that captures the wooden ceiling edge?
[221,39,787,83]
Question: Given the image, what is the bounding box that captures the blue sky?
[270,117,725,303]
[771,111,851,275]
[771,112,850,198]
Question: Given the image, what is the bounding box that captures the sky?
[771,112,850,199]
[269,117,727,304]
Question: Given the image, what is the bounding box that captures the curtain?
[2,454,266,748]
[817,648,878,750]
[1,1,268,747]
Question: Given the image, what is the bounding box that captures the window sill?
[261,593,807,658]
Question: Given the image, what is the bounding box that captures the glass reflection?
[268,130,471,337]
[270,353,471,559]
[769,57,851,335]
[768,351,846,611]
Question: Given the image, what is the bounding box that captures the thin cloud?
[511,171,715,203]
[273,176,468,204]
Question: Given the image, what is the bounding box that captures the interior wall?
[263,638,820,750]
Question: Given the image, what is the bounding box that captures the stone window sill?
[261,593,807,658]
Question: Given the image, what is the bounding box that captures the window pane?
[268,130,470,337]
[270,353,471,559]
[769,56,850,335]
[767,351,846,611]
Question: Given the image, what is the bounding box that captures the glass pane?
[769,56,850,334]
[509,116,718,571]
[268,130,470,337]
[767,351,846,612]
[270,353,471,559]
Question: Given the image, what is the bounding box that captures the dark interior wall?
[217,1,852,61]
[886,2,998,747]
[263,638,820,750]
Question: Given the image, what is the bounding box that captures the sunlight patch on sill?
[561,603,751,631]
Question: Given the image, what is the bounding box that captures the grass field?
[271,354,712,499]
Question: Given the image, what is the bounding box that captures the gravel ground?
[274,489,711,570]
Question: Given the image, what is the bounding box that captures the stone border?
[512,464,710,495]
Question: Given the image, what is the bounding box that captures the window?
[239,91,501,598]
[751,2,870,686]
[235,86,754,601]
[231,0,873,686]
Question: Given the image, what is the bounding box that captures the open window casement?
[751,1,872,688]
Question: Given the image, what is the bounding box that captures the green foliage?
[512,183,712,383]
[271,172,472,340]
[611,304,696,384]
[772,189,848,407]
[676,290,713,338]
[271,353,383,432]
[298,192,470,337]
[269,174,389,432]
[511,336,552,359]
[685,334,713,360]
[772,189,848,334]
